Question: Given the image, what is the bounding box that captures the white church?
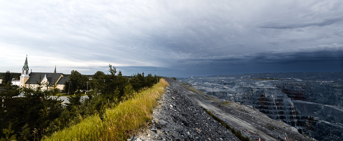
[19,56,69,91]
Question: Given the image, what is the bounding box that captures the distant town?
[0,56,93,92]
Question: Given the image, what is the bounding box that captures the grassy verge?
[43,78,169,141]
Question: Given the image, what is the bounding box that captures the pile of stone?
[135,81,239,141]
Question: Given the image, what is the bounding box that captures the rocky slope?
[136,79,240,140]
[183,74,343,140]
[135,78,312,141]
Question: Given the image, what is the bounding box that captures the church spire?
[54,65,56,73]
[22,55,29,75]
[23,55,29,70]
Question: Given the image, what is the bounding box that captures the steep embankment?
[137,78,314,141]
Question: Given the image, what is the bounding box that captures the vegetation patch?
[182,83,204,94]
[43,79,169,141]
[220,101,232,107]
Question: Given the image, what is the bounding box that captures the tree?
[130,74,142,92]
[65,70,88,95]
[66,92,82,111]
[2,71,11,85]
[108,64,116,77]
[115,71,128,98]
[1,123,16,141]
[0,82,63,140]
[146,74,155,87]
[123,83,134,98]
[89,71,106,94]
[101,65,118,96]
[0,83,19,139]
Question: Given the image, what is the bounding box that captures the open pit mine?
[181,72,343,141]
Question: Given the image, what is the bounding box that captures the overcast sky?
[1,0,343,77]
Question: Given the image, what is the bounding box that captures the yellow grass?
[43,78,169,141]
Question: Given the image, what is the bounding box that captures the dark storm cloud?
[179,49,343,65]
[258,16,343,29]
[172,49,343,77]
[251,50,343,64]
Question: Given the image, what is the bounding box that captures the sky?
[0,0,343,77]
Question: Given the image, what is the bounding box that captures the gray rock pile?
[135,82,240,141]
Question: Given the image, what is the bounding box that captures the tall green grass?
[43,79,169,141]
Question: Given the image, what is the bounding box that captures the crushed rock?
[135,82,240,141]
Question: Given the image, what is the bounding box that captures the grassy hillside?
[43,78,169,141]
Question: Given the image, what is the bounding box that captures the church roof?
[57,75,69,84]
[25,72,63,85]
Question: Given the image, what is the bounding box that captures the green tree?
[2,71,11,85]
[89,71,106,94]
[102,64,117,95]
[67,92,82,108]
[1,123,16,141]
[108,64,116,77]
[123,83,134,98]
[130,74,141,92]
[146,74,155,87]
[115,71,128,99]
[0,83,20,133]
[20,124,31,141]
[0,83,63,140]
[65,70,88,95]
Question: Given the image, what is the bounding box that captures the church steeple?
[54,65,56,73]
[22,55,29,75]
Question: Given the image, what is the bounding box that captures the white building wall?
[12,80,20,86]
